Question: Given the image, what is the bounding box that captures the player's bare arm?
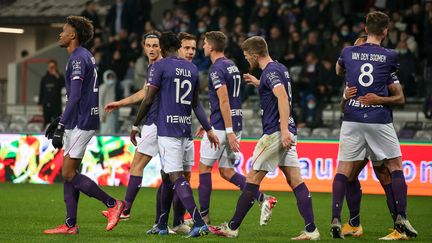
[273,85,292,149]
[105,82,148,112]
[130,85,158,146]
[216,85,240,152]
[192,87,220,150]
[243,73,260,87]
[339,85,358,111]
[358,83,405,106]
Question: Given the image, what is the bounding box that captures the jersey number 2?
[93,68,98,92]
[174,78,192,105]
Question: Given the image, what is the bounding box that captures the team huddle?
[43,11,417,240]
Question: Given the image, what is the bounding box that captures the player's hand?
[104,101,121,113]
[281,129,293,150]
[358,93,382,105]
[130,125,141,146]
[52,123,65,149]
[195,125,205,138]
[207,129,220,150]
[45,117,61,139]
[243,73,260,87]
[227,132,240,152]
[344,86,357,100]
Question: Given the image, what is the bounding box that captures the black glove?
[45,117,61,139]
[52,123,65,149]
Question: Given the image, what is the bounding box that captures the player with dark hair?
[130,31,220,237]
[178,32,196,62]
[44,16,124,234]
[210,36,320,240]
[197,31,276,226]
[102,31,163,221]
[332,11,417,239]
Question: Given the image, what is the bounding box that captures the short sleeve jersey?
[338,43,399,123]
[208,57,242,131]
[147,56,199,137]
[259,62,297,135]
[63,47,99,130]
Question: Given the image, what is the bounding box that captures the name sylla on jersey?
[351,52,387,63]
[176,68,191,77]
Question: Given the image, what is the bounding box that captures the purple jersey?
[142,63,159,126]
[61,47,99,130]
[338,43,399,123]
[208,57,242,131]
[259,62,296,135]
[147,56,199,137]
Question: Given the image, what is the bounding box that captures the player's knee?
[62,169,76,182]
[168,171,183,184]
[287,175,303,188]
[385,157,403,172]
[199,161,212,173]
[246,171,265,185]
[374,165,391,185]
[184,171,191,182]
[219,168,234,181]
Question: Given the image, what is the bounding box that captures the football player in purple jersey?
[131,32,220,238]
[210,36,320,240]
[196,31,276,226]
[102,31,163,221]
[44,16,124,235]
[332,11,417,239]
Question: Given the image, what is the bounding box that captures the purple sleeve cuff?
[193,102,211,131]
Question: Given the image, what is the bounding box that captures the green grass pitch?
[0,183,431,242]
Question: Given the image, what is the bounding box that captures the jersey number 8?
[358,63,374,87]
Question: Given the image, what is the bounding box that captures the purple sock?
[346,179,362,227]
[157,182,174,229]
[383,183,397,221]
[293,183,316,232]
[332,173,348,221]
[155,184,162,224]
[198,173,212,216]
[391,170,407,218]
[123,175,142,214]
[230,173,264,203]
[175,176,205,227]
[229,183,259,230]
[172,193,186,227]
[229,173,246,189]
[71,173,116,208]
[64,181,79,227]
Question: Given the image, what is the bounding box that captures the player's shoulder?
[71,47,94,64]
[264,62,286,75]
[382,47,398,59]
[181,58,198,72]
[340,45,355,55]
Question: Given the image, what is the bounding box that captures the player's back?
[148,56,199,137]
[65,46,99,130]
[208,57,242,131]
[259,62,296,136]
[338,43,399,123]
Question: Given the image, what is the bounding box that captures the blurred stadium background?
[0,0,431,241]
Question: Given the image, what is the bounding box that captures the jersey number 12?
[174,78,192,105]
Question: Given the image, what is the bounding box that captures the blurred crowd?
[72,0,432,130]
